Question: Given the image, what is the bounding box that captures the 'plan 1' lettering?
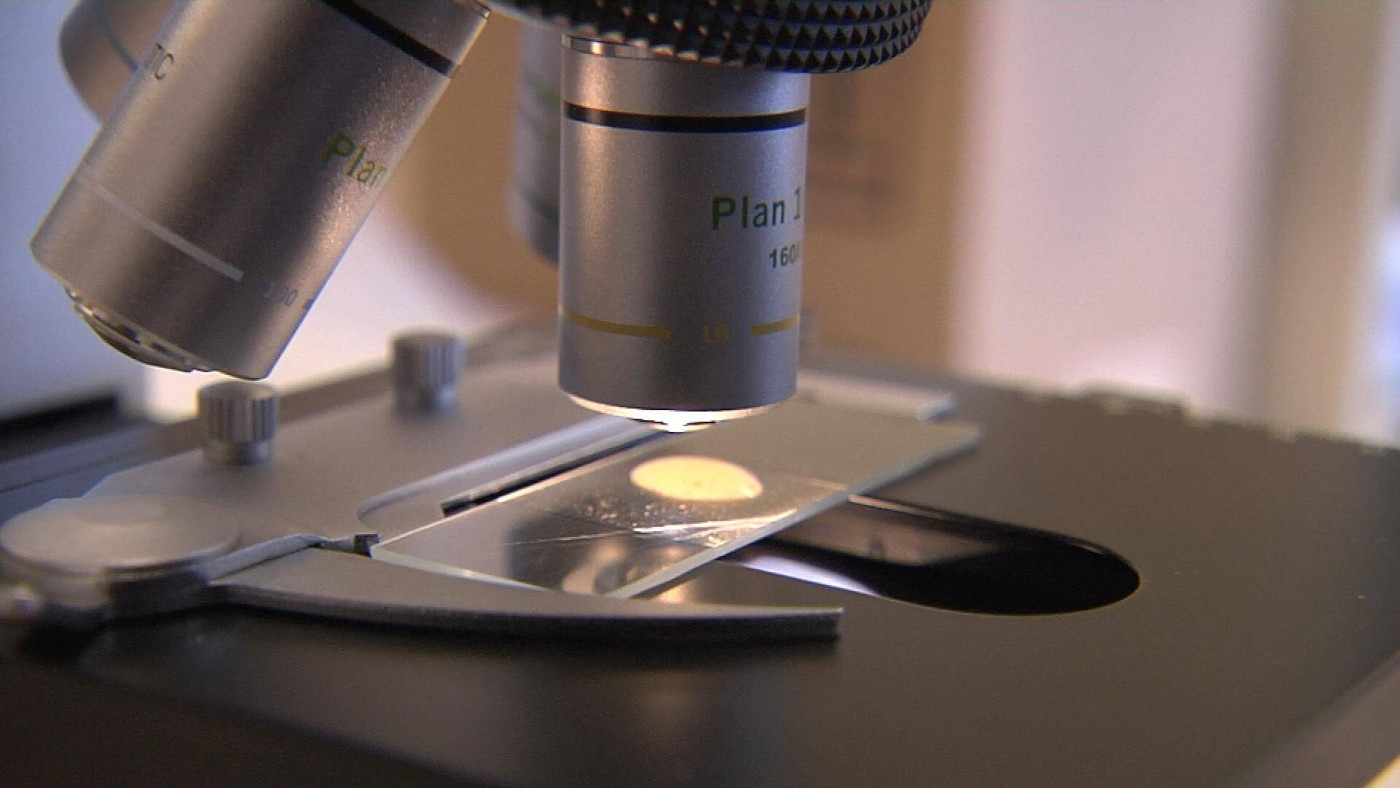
[711,188,803,230]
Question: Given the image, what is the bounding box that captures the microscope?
[6,0,977,628]
[3,2,1400,786]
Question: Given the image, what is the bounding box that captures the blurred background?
[3,1,1399,441]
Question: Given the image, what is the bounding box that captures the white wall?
[953,2,1284,415]
[1259,2,1400,439]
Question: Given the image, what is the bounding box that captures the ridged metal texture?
[198,381,279,464]
[499,0,933,72]
[199,383,278,445]
[392,332,464,413]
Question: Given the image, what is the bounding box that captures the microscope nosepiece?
[558,40,810,427]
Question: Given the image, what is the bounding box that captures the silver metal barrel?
[32,0,488,379]
[508,23,562,262]
[558,39,810,430]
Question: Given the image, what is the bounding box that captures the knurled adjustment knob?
[198,381,278,465]
[496,0,935,73]
[393,332,464,414]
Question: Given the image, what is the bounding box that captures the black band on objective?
[565,104,807,134]
[320,0,456,77]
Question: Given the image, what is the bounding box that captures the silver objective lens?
[559,40,811,430]
[32,0,487,379]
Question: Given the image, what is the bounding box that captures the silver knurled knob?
[198,381,278,465]
[393,332,464,414]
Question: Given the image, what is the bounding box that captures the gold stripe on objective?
[749,314,800,336]
[563,310,672,340]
